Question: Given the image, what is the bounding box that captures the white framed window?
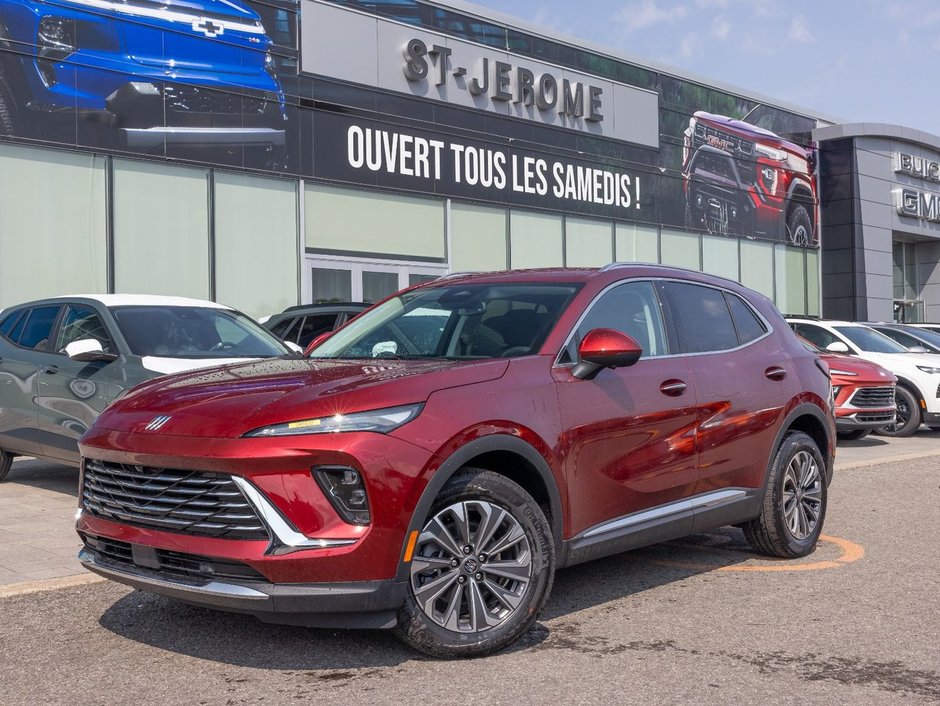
[303,254,447,304]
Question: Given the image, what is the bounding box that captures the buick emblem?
[144,415,171,432]
[193,18,224,38]
[463,557,478,573]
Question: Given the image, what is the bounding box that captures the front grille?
[160,85,268,116]
[849,386,896,408]
[856,411,895,424]
[694,122,755,157]
[82,534,266,583]
[82,460,268,540]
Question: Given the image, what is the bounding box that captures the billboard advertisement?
[0,0,819,246]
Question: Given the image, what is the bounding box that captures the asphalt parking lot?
[0,433,938,705]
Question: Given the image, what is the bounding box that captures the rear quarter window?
[725,293,767,345]
[0,310,25,341]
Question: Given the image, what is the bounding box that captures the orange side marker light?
[403,530,419,562]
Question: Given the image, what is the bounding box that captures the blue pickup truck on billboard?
[0,0,286,163]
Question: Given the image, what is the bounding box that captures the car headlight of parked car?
[243,403,424,437]
[916,365,940,374]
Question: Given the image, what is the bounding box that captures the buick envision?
[77,266,834,657]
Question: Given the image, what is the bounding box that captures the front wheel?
[787,203,813,247]
[0,450,13,482]
[396,469,554,658]
[743,431,827,558]
[875,386,921,437]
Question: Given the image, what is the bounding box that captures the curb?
[835,449,940,472]
[0,573,105,599]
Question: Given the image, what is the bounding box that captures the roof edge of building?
[814,123,940,153]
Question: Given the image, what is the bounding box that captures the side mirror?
[304,331,332,356]
[284,341,303,354]
[908,345,930,354]
[64,339,117,362]
[825,341,850,354]
[572,328,643,380]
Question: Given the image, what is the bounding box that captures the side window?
[725,293,767,345]
[878,329,916,348]
[792,323,840,350]
[297,315,339,347]
[55,306,115,354]
[270,317,297,341]
[0,310,25,341]
[663,282,738,353]
[565,281,668,362]
[18,306,61,350]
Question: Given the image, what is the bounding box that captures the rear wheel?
[743,431,827,558]
[875,386,921,437]
[396,469,554,658]
[0,450,13,482]
[836,429,870,441]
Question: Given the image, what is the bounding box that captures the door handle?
[43,364,59,375]
[660,379,687,396]
[765,366,787,381]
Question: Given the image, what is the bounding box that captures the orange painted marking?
[403,530,419,562]
[647,534,864,573]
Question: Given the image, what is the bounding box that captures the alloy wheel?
[893,396,912,431]
[781,450,822,540]
[409,500,532,634]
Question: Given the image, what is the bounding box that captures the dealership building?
[0,0,936,322]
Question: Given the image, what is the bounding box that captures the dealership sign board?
[299,0,659,148]
[895,152,940,222]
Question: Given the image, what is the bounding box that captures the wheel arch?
[769,403,834,487]
[396,434,564,581]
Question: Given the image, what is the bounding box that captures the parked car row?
[787,317,940,437]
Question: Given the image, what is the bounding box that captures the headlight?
[243,403,423,437]
[755,144,787,161]
[916,365,940,374]
[828,369,859,377]
[264,51,276,77]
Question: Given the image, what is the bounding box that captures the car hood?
[820,353,896,384]
[693,111,806,155]
[857,351,940,373]
[92,357,510,437]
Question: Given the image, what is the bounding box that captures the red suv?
[77,266,834,657]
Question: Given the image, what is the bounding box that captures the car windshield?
[311,283,580,360]
[112,306,289,358]
[834,326,908,354]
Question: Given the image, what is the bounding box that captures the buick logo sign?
[193,18,224,38]
[144,415,171,432]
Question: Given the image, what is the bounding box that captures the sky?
[467,0,936,132]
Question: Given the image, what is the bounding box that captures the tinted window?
[298,315,339,347]
[725,293,767,345]
[876,327,936,351]
[791,323,841,350]
[663,283,737,353]
[18,306,61,350]
[834,326,907,354]
[565,281,668,362]
[0,310,25,340]
[55,306,115,354]
[269,317,298,341]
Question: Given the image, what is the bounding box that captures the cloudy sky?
[468,0,934,131]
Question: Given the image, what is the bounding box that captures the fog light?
[313,466,371,526]
[695,193,704,208]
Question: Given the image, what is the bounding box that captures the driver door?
[35,304,126,464]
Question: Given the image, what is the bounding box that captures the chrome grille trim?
[82,460,269,540]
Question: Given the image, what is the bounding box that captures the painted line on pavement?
[0,573,105,598]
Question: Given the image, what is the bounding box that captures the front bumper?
[835,409,895,430]
[79,545,405,628]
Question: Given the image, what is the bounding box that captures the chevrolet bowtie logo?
[144,415,171,432]
[193,18,224,38]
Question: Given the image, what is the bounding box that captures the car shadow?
[7,458,79,497]
[838,435,888,448]
[97,527,785,668]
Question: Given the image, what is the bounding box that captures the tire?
[742,431,827,558]
[0,73,17,136]
[836,429,870,441]
[787,202,813,247]
[875,386,921,437]
[0,450,13,482]
[395,469,554,658]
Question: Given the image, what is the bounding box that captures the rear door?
[34,304,127,464]
[554,280,700,537]
[0,305,62,456]
[659,282,795,500]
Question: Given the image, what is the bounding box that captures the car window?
[269,317,297,341]
[663,282,737,353]
[312,283,580,360]
[725,293,767,345]
[834,326,908,354]
[0,309,25,341]
[877,328,935,351]
[298,315,339,347]
[791,323,842,350]
[562,281,668,363]
[112,306,288,359]
[17,306,61,350]
[55,306,115,354]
